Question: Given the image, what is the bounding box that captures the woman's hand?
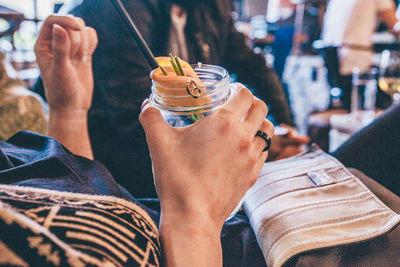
[34,15,98,159]
[140,83,274,266]
[34,15,98,119]
[267,124,310,161]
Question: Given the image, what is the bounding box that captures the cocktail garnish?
[186,80,202,98]
[169,53,182,76]
[175,56,186,76]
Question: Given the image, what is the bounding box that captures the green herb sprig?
[169,53,186,76]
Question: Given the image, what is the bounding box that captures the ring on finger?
[255,130,272,152]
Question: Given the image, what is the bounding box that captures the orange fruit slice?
[150,57,211,107]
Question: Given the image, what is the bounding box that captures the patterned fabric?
[0,184,161,267]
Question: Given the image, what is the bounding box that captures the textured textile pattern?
[244,147,400,267]
[0,185,161,267]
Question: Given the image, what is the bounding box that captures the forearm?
[48,110,94,159]
[160,213,223,267]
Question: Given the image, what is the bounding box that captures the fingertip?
[86,27,98,53]
[76,17,86,28]
[52,24,67,40]
[139,103,159,120]
[48,14,82,30]
[52,24,70,58]
[139,104,166,131]
[253,96,268,115]
[229,82,245,94]
[266,119,275,137]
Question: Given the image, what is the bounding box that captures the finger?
[276,134,310,146]
[274,146,305,161]
[66,26,82,57]
[139,102,171,147]
[36,15,82,46]
[243,97,268,135]
[76,18,89,58]
[254,119,274,153]
[141,98,150,110]
[252,120,274,173]
[51,24,70,64]
[221,83,253,119]
[86,27,98,56]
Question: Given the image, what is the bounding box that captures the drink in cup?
[150,57,231,127]
[149,56,242,219]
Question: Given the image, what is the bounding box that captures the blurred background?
[1,0,399,152]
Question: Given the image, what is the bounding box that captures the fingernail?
[52,24,62,35]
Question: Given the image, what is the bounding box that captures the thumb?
[139,102,171,146]
[52,24,70,64]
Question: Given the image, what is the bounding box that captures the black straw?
[110,0,159,69]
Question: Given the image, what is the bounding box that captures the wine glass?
[378,49,400,105]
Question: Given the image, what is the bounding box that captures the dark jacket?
[62,0,293,197]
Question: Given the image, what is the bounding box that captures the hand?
[268,124,310,161]
[34,15,98,159]
[140,84,274,266]
[140,83,274,225]
[34,15,98,119]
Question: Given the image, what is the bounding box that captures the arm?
[34,15,98,159]
[140,84,274,266]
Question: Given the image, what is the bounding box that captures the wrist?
[159,213,223,266]
[48,108,93,159]
[160,210,222,236]
[160,199,226,232]
[49,108,88,123]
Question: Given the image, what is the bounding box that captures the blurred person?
[321,0,400,110]
[267,0,322,79]
[34,0,302,198]
[267,0,322,115]
[267,0,297,81]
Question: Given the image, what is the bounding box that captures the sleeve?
[222,14,294,126]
